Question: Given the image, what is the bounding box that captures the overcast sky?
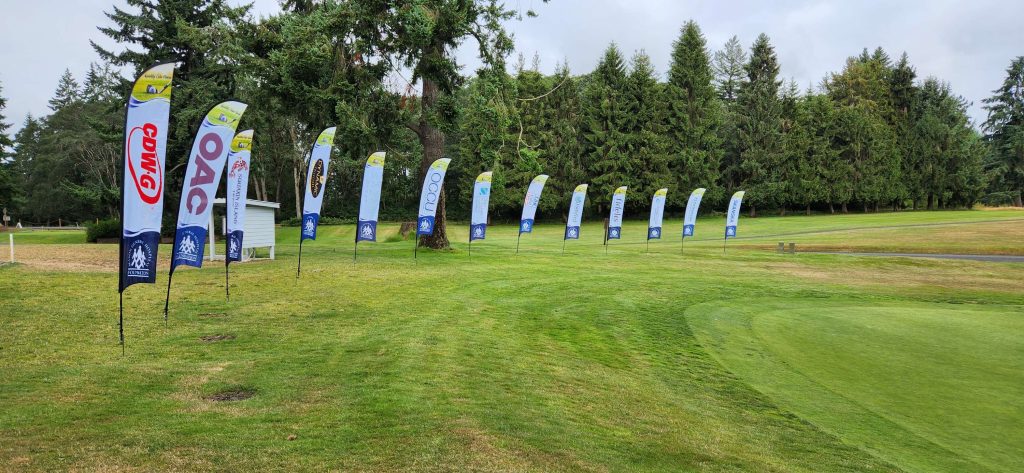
[2,0,1022,134]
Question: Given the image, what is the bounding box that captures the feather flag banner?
[565,184,588,240]
[682,187,706,237]
[648,188,667,240]
[170,100,248,271]
[225,129,253,264]
[519,174,549,234]
[725,191,746,239]
[120,62,175,292]
[356,152,386,242]
[607,186,627,240]
[417,158,452,236]
[470,171,492,241]
[300,127,337,241]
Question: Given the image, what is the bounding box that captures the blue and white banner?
[682,187,706,237]
[470,171,492,241]
[120,62,174,291]
[417,157,451,236]
[725,190,746,238]
[648,188,667,240]
[519,174,549,234]
[300,127,337,241]
[171,100,247,271]
[225,129,253,264]
[565,184,587,240]
[607,186,627,240]
[356,151,386,242]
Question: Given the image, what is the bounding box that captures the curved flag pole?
[515,230,522,255]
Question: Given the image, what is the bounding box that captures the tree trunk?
[780,205,786,216]
[829,202,835,214]
[293,162,303,219]
[806,204,811,216]
[927,193,934,210]
[749,205,756,218]
[1015,190,1023,207]
[842,202,848,213]
[417,76,449,249]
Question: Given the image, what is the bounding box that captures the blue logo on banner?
[683,224,695,237]
[648,227,661,240]
[565,226,579,240]
[607,226,621,240]
[520,219,534,234]
[470,223,487,241]
[173,226,207,269]
[121,231,160,290]
[357,221,377,242]
[227,230,244,262]
[301,213,319,241]
[725,225,736,238]
[417,216,435,236]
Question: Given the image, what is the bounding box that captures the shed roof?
[212,198,281,209]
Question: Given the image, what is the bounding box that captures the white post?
[208,212,215,260]
[9,234,13,263]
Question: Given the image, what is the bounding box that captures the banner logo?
[309,159,325,198]
[360,223,375,240]
[126,123,163,205]
[177,231,200,261]
[126,239,153,278]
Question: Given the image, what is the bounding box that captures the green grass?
[1,229,87,244]
[688,300,1024,473]
[1,210,1022,471]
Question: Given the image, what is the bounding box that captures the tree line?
[0,1,1021,247]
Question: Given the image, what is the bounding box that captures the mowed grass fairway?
[2,210,1023,471]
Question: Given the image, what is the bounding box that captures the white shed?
[209,198,280,261]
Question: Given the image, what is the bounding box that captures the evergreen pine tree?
[581,43,631,214]
[625,51,670,214]
[49,70,80,111]
[664,21,723,209]
[736,33,783,216]
[982,56,1024,206]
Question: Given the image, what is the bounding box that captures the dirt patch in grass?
[199,312,227,318]
[767,260,1024,294]
[200,334,235,342]
[206,387,256,402]
[13,244,119,272]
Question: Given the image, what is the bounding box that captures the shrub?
[86,218,121,243]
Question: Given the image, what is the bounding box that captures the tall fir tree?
[0,81,17,218]
[983,56,1024,206]
[736,33,783,216]
[712,35,747,102]
[625,51,671,213]
[664,21,723,209]
[581,43,631,214]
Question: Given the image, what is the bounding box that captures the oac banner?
[565,184,588,240]
[682,187,706,237]
[301,127,337,241]
[725,190,746,238]
[607,186,627,240]
[648,188,667,240]
[519,174,549,234]
[357,151,386,242]
[225,129,253,264]
[171,100,247,271]
[120,62,174,291]
[417,157,451,236]
[470,171,492,241]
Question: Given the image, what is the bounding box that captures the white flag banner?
[357,151,386,242]
[565,184,588,240]
[417,157,452,236]
[682,188,706,237]
[648,188,667,240]
[725,190,746,238]
[171,100,248,270]
[519,174,549,234]
[470,171,492,241]
[607,186,627,240]
[120,62,174,291]
[225,129,253,263]
[300,127,337,241]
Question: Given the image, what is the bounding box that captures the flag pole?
[119,291,125,356]
[163,268,174,325]
[225,255,230,302]
[681,235,686,255]
[561,235,567,255]
[414,232,419,260]
[353,228,358,263]
[515,231,522,255]
[296,238,304,279]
